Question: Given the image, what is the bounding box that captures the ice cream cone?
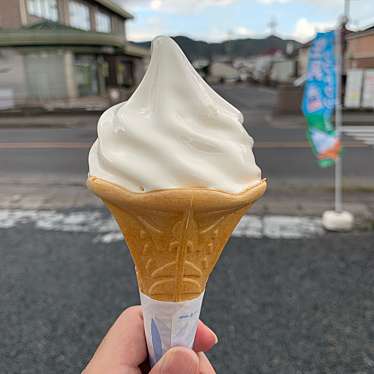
[87,36,267,366]
[87,176,267,302]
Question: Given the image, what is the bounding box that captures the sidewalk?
[0,107,373,129]
[1,176,373,229]
[272,110,374,129]
[0,112,101,129]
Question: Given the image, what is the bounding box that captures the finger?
[149,347,199,374]
[193,321,218,353]
[198,353,216,374]
[84,306,147,373]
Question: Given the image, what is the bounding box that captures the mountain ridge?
[134,35,301,61]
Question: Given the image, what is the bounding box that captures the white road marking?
[258,87,276,95]
[262,216,324,239]
[0,209,325,242]
[342,126,374,148]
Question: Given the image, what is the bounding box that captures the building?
[346,26,374,69]
[270,58,296,84]
[247,49,284,83]
[294,26,374,109]
[0,0,148,109]
[208,62,240,84]
[296,26,374,77]
[296,41,311,78]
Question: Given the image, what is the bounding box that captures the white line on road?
[0,209,325,241]
[342,126,374,133]
[350,134,374,138]
[258,87,277,95]
[342,126,374,148]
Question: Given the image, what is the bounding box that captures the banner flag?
[302,31,341,167]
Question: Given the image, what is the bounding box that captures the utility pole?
[344,0,350,23]
[268,17,277,35]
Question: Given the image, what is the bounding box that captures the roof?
[0,29,125,48]
[0,21,149,57]
[22,20,84,31]
[347,24,374,40]
[125,43,150,58]
[93,0,133,19]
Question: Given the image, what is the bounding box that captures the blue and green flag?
[302,31,341,167]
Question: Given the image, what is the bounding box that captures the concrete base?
[322,210,355,232]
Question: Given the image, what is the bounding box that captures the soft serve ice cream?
[87,36,266,367]
[89,36,261,193]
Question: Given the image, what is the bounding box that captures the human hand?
[83,306,217,374]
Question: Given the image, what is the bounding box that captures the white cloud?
[232,26,255,38]
[257,0,291,3]
[127,16,166,41]
[117,0,237,13]
[303,0,341,7]
[292,18,336,42]
[150,0,162,10]
[257,0,340,6]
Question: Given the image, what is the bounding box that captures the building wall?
[1,0,127,37]
[23,0,126,35]
[58,0,70,25]
[133,58,146,85]
[24,49,68,99]
[210,62,239,82]
[112,15,125,35]
[297,47,309,76]
[0,48,27,107]
[0,0,22,28]
[271,60,295,83]
[347,33,374,69]
[348,57,374,69]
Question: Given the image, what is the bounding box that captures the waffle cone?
[87,176,267,302]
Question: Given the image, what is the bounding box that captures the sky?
[113,0,374,43]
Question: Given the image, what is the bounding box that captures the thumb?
[149,347,199,374]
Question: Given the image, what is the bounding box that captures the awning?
[0,21,149,57]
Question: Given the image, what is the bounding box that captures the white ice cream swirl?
[89,36,261,193]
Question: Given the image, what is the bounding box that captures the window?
[74,55,99,96]
[69,1,90,31]
[27,0,58,21]
[96,11,111,33]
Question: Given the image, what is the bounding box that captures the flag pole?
[322,17,353,231]
[334,23,343,213]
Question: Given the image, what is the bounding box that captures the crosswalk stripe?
[342,126,374,148]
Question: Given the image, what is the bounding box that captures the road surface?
[1,218,373,373]
[1,84,374,373]
[1,84,373,189]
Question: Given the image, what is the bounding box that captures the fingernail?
[160,348,198,374]
[202,322,218,345]
[206,326,218,345]
[212,331,218,345]
[159,350,174,374]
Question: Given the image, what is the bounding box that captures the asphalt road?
[1,83,374,373]
[1,218,374,373]
[1,84,374,188]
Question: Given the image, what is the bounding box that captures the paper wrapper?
[140,291,204,366]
